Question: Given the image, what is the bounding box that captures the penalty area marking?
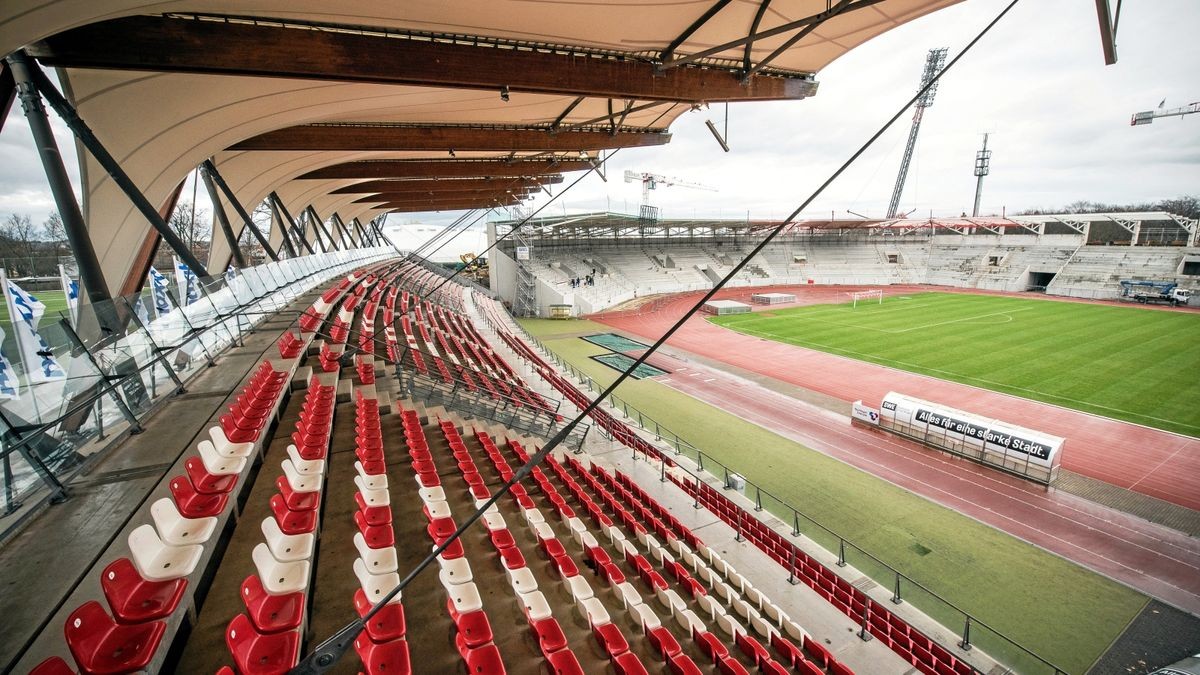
[751,305,1034,335]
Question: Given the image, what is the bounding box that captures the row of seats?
[517,432,785,675]
[467,285,975,675]
[416,301,558,416]
[503,440,765,675]
[403,415,505,673]
[348,390,411,675]
[277,331,304,359]
[31,362,292,675]
[577,461,838,675]
[221,374,338,675]
[466,429,657,675]
[665,470,973,675]
[297,275,355,333]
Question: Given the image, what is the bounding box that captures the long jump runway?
[595,286,1200,512]
[593,287,1200,612]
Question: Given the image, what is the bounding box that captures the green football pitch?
[711,292,1200,437]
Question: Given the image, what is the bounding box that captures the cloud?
[524,0,1200,221]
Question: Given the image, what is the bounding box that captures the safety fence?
[0,247,395,537]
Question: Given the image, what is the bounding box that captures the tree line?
[2,200,268,278]
[1016,195,1199,220]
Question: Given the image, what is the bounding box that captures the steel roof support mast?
[886,47,947,219]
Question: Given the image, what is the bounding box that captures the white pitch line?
[888,307,1035,333]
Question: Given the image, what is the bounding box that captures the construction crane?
[886,48,948,219]
[623,169,716,223]
[1131,101,1200,126]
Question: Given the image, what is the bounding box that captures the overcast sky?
[2,0,1198,234]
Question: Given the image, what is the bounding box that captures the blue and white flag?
[0,326,19,400]
[224,267,241,295]
[133,293,151,325]
[148,266,173,316]
[59,265,80,327]
[1,272,67,383]
[174,256,200,306]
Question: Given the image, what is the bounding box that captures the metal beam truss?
[31,14,817,102]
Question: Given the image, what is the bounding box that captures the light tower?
[972,133,991,217]
[886,48,948,218]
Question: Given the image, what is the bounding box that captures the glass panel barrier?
[0,247,394,531]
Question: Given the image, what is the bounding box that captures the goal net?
[847,289,884,308]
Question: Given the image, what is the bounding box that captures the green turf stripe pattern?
[711,292,1200,437]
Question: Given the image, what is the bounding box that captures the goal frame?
[848,289,884,308]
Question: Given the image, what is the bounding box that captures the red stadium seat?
[761,659,790,675]
[593,622,629,657]
[169,474,228,518]
[646,626,682,659]
[718,656,750,675]
[100,558,187,624]
[668,654,704,675]
[737,633,771,667]
[694,630,729,664]
[613,652,650,675]
[270,495,317,535]
[29,657,75,675]
[184,457,238,494]
[275,476,320,511]
[241,576,304,634]
[225,614,299,675]
[464,644,505,674]
[64,601,165,675]
[353,634,411,675]
[546,649,585,675]
[769,633,805,667]
[530,617,567,655]
[355,512,396,548]
[454,609,494,651]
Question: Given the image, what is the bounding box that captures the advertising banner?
[851,401,880,425]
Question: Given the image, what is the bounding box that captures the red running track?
[642,351,1200,614]
[594,284,1200,512]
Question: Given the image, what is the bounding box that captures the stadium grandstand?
[489,212,1199,315]
[0,3,1198,675]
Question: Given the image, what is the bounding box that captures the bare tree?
[169,200,211,258]
[42,212,66,243]
[0,213,47,275]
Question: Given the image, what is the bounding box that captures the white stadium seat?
[253,543,310,594]
[261,517,314,562]
[128,523,203,581]
[150,498,216,546]
[354,533,398,574]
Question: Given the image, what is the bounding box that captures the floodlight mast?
[972,133,991,217]
[886,48,947,219]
